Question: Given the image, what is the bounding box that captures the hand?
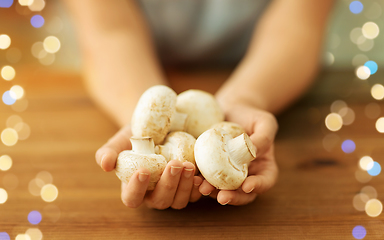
[95,124,203,209]
[199,103,279,205]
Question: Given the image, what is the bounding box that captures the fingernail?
[245,187,254,194]
[138,173,149,182]
[221,200,231,205]
[202,191,211,196]
[183,168,193,178]
[170,166,182,176]
[100,154,107,171]
[194,181,202,187]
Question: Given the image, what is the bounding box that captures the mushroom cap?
[131,85,177,145]
[115,150,167,190]
[176,90,224,138]
[210,121,245,138]
[194,128,248,190]
[159,131,196,165]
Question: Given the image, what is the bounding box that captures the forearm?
[216,0,333,115]
[64,0,166,126]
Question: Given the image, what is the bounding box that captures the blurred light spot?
[356,66,371,80]
[0,0,13,8]
[2,91,16,105]
[367,161,381,176]
[356,169,373,183]
[342,139,355,153]
[31,42,44,58]
[371,84,384,100]
[18,0,32,6]
[43,36,60,54]
[330,100,347,113]
[361,186,377,199]
[350,28,363,44]
[43,204,61,222]
[362,22,380,39]
[3,173,18,190]
[365,199,383,217]
[365,103,381,119]
[15,235,31,240]
[324,52,334,66]
[36,171,52,185]
[6,48,21,63]
[352,225,366,239]
[25,228,42,240]
[0,34,11,50]
[0,232,10,240]
[31,15,44,28]
[350,1,363,14]
[1,66,15,80]
[359,156,374,171]
[0,188,8,204]
[375,117,384,133]
[364,61,378,74]
[46,17,63,34]
[15,122,30,140]
[28,0,45,11]
[365,2,382,19]
[358,38,374,52]
[38,52,55,66]
[28,211,42,225]
[352,54,369,67]
[10,85,24,100]
[11,98,28,112]
[322,134,340,152]
[1,128,18,146]
[353,193,370,211]
[339,107,355,125]
[325,113,343,131]
[28,178,44,196]
[41,184,58,202]
[0,155,12,171]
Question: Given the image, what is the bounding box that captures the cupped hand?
[199,104,279,205]
[95,124,203,209]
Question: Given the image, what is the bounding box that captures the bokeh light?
[367,161,381,176]
[0,188,8,204]
[43,204,61,222]
[359,156,374,171]
[1,65,15,80]
[365,103,381,119]
[357,38,374,52]
[364,61,378,74]
[43,36,60,53]
[10,85,24,100]
[352,225,366,239]
[0,0,13,8]
[349,1,363,14]
[362,22,380,39]
[350,28,362,44]
[361,186,377,199]
[38,52,55,65]
[11,98,28,112]
[18,0,32,6]
[330,100,347,113]
[352,54,369,67]
[356,66,371,80]
[1,128,18,146]
[28,0,45,11]
[15,235,31,240]
[324,52,334,66]
[355,169,373,183]
[41,184,58,202]
[31,41,44,58]
[0,34,11,49]
[339,107,355,125]
[341,139,355,153]
[2,91,16,105]
[353,193,370,211]
[0,155,12,171]
[36,171,52,184]
[364,2,382,19]
[375,117,384,133]
[28,211,42,225]
[3,173,18,190]
[7,115,22,128]
[30,15,44,28]
[28,178,44,196]
[15,122,31,140]
[371,84,384,100]
[6,47,22,63]
[25,228,42,240]
[365,199,383,217]
[0,232,10,240]
[325,113,343,131]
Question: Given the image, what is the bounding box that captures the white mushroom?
[116,137,167,190]
[194,128,256,190]
[175,89,224,138]
[210,121,246,138]
[131,85,188,145]
[155,131,196,165]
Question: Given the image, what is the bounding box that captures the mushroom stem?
[170,111,188,132]
[130,137,155,154]
[226,133,256,166]
[155,145,170,161]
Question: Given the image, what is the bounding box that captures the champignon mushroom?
[115,137,167,190]
[176,89,224,138]
[194,128,256,190]
[131,85,188,145]
[155,131,196,165]
[210,121,246,138]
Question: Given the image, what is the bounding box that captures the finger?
[146,160,183,209]
[171,162,195,209]
[217,190,257,206]
[189,176,203,202]
[95,124,132,172]
[121,168,150,208]
[249,113,278,157]
[241,174,277,194]
[199,180,216,196]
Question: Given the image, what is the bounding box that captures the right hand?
[95,124,203,209]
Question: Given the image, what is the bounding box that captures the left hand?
[198,103,279,205]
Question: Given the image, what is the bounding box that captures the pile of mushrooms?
[115,85,256,191]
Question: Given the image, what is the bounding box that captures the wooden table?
[1,66,383,239]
